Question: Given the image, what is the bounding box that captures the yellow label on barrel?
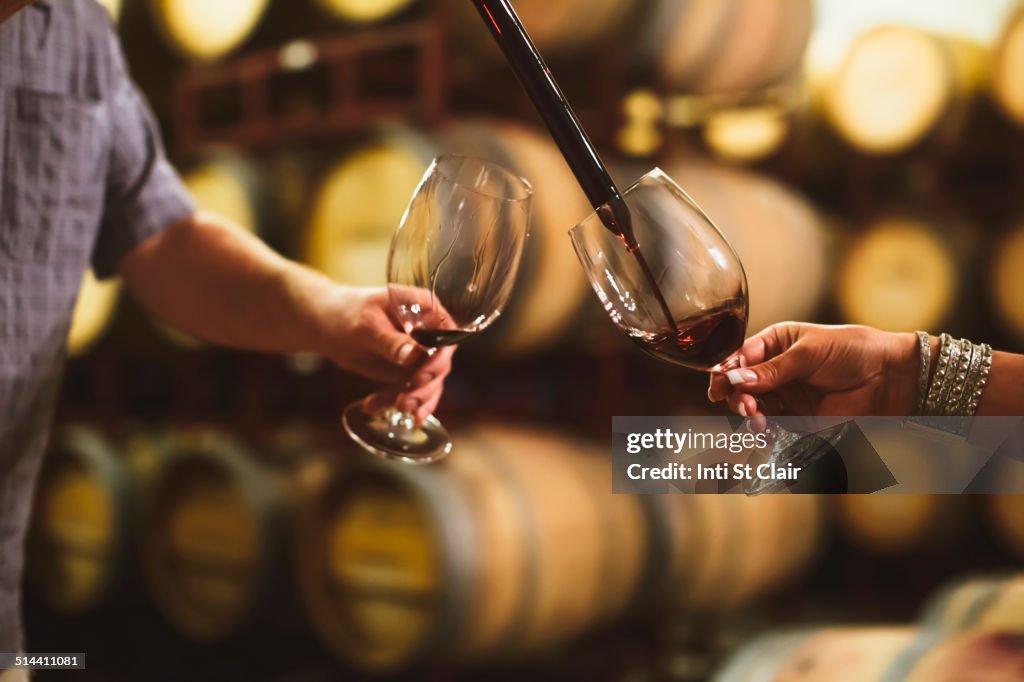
[327,486,438,669]
[163,475,256,633]
[35,465,113,611]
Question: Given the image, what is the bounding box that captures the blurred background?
[24,0,1024,680]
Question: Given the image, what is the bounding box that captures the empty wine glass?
[343,155,532,464]
[570,169,845,494]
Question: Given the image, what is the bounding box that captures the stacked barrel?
[27,423,828,672]
[714,574,1024,681]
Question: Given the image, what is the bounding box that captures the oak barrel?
[660,157,830,333]
[295,424,648,672]
[634,0,813,94]
[141,429,303,642]
[822,26,985,155]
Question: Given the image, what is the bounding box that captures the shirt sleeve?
[90,18,194,279]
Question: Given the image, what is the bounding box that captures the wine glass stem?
[383,407,419,441]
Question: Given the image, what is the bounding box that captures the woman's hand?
[707,323,924,417]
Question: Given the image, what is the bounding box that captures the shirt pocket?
[0,87,105,263]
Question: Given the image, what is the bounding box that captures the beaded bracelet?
[915,332,993,417]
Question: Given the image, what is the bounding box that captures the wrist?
[884,331,924,414]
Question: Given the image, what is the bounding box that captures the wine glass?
[570,169,846,494]
[343,154,532,464]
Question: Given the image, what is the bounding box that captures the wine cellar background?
[28,0,1024,681]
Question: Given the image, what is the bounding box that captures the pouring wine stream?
[470,0,678,334]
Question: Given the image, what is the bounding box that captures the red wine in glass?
[409,328,479,347]
[632,298,748,371]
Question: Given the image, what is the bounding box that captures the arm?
[978,351,1024,416]
[708,324,1024,417]
[118,211,452,420]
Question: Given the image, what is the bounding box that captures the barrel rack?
[171,10,447,152]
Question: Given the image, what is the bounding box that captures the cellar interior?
[16,0,1024,681]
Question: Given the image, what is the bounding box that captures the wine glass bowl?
[569,169,749,372]
[388,155,531,346]
[344,154,532,464]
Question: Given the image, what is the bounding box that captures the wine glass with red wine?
[570,168,749,374]
[571,169,845,493]
[343,154,532,464]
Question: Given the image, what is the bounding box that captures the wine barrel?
[718,626,1024,682]
[660,157,829,332]
[301,121,592,355]
[992,7,1024,127]
[141,430,304,642]
[645,493,825,614]
[822,26,985,155]
[716,575,1024,682]
[902,630,1024,682]
[67,270,121,358]
[147,0,270,61]
[633,0,813,94]
[836,215,961,333]
[834,426,973,554]
[447,0,635,63]
[702,105,791,163]
[25,426,165,615]
[302,127,437,289]
[315,0,415,24]
[991,221,1024,341]
[26,426,131,615]
[836,495,959,556]
[295,424,649,673]
[152,150,278,348]
[714,626,918,682]
[921,574,1024,633]
[440,120,592,354]
[991,494,1024,560]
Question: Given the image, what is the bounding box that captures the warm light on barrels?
[66,270,121,358]
[315,0,415,24]
[991,222,1024,341]
[837,216,958,332]
[148,0,270,61]
[823,26,984,154]
[992,7,1024,126]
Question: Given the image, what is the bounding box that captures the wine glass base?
[342,401,453,465]
[744,422,850,495]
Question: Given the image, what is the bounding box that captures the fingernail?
[416,372,436,388]
[727,369,757,385]
[737,402,747,417]
[397,343,414,364]
[402,397,421,413]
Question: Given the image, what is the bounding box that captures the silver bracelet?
[963,342,992,416]
[914,331,931,415]
[926,333,956,416]
[921,333,993,417]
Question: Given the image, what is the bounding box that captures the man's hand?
[318,286,454,423]
[707,323,922,417]
[119,213,454,423]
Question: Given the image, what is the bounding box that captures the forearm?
[977,351,1024,416]
[119,211,337,355]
